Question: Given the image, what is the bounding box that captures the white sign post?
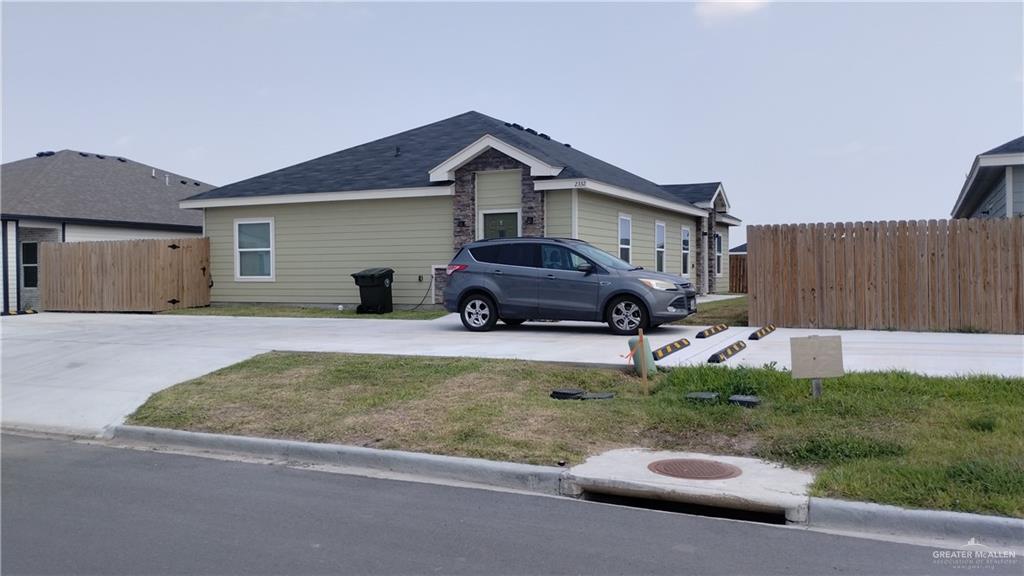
[790,336,844,399]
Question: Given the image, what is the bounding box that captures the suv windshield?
[571,242,635,271]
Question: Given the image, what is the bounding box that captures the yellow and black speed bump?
[695,323,728,338]
[748,324,776,340]
[708,340,747,364]
[653,337,691,360]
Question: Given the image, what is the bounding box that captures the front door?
[481,212,519,239]
[537,244,603,321]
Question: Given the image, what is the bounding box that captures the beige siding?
[576,191,700,278]
[545,189,572,237]
[63,224,200,242]
[476,170,521,212]
[205,196,453,305]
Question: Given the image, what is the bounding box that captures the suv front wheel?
[460,293,498,332]
[606,296,649,336]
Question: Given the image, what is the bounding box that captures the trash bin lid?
[351,267,394,279]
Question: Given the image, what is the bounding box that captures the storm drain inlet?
[647,458,742,480]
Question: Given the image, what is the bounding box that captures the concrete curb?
[808,497,1024,549]
[111,426,565,495]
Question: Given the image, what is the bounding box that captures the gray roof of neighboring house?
[982,135,1024,156]
[187,111,701,210]
[730,243,747,253]
[659,182,721,205]
[1,150,211,228]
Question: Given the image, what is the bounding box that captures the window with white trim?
[681,227,691,277]
[655,221,665,272]
[235,218,274,280]
[21,242,38,289]
[618,214,631,262]
[715,233,723,276]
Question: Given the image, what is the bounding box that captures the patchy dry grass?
[129,353,1024,517]
[162,304,447,320]
[676,295,749,327]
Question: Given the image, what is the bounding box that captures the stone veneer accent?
[432,266,449,305]
[706,209,718,293]
[695,215,707,295]
[451,148,544,253]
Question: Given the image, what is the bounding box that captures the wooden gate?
[747,219,1023,334]
[41,237,211,312]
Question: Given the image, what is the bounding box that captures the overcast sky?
[3,2,1022,246]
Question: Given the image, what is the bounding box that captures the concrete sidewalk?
[2,312,1022,435]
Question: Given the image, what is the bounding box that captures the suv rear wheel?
[606,296,649,335]
[460,293,498,332]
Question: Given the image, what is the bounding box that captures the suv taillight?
[446,264,468,276]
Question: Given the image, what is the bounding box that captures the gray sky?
[3,2,1022,246]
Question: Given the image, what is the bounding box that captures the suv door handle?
[545,274,556,280]
[493,270,503,275]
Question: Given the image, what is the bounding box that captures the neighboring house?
[181,111,742,307]
[730,243,747,255]
[951,135,1024,219]
[1,150,213,312]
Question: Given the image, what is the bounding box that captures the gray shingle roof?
[982,135,1024,156]
[1,150,211,228]
[730,243,747,253]
[187,111,700,210]
[659,182,721,205]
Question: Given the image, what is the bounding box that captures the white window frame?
[234,218,275,282]
[681,226,691,278]
[654,221,666,272]
[714,232,723,277]
[21,241,38,289]
[618,213,632,263]
[477,208,522,240]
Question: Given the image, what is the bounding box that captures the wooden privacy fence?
[729,254,748,293]
[41,237,211,312]
[747,219,1024,334]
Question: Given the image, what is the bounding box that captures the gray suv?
[443,237,697,335]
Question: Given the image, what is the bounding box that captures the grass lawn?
[129,352,1024,517]
[162,304,448,320]
[676,295,748,326]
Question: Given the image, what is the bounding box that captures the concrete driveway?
[2,312,1022,436]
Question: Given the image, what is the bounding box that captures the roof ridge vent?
[511,123,524,130]
[78,152,89,157]
[96,154,106,159]
[525,128,538,135]
[117,157,127,162]
[564,143,572,148]
[504,122,513,127]
[539,133,550,140]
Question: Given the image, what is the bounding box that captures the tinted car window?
[541,245,588,271]
[470,243,538,267]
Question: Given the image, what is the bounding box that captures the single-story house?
[730,243,747,255]
[1,150,214,312]
[181,111,741,307]
[951,135,1023,219]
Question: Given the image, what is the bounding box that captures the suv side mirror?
[576,262,594,274]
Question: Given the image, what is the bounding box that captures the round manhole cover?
[647,458,742,480]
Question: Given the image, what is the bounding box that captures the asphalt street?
[4,434,1010,576]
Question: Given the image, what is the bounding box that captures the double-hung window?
[235,218,275,281]
[654,221,665,272]
[715,233,723,276]
[681,227,691,277]
[21,242,38,288]
[618,214,632,263]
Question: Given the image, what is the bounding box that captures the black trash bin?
[351,267,394,314]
